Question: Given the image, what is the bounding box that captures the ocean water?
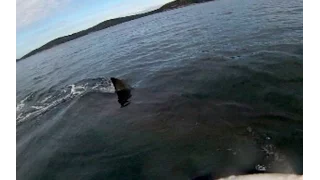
[16,0,303,179]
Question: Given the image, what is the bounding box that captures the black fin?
[110,77,132,107]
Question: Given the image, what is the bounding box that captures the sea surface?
[16,0,303,179]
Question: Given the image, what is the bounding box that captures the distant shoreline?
[17,0,214,61]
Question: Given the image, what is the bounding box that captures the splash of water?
[16,78,115,124]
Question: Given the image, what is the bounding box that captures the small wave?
[40,95,53,103]
[70,84,87,95]
[31,106,45,110]
[16,93,34,112]
[17,94,72,124]
[16,77,115,124]
[16,103,25,112]
[92,84,115,93]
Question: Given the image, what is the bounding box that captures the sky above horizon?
[16,0,173,59]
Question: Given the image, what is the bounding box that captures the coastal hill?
[18,0,214,61]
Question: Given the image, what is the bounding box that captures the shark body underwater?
[110,77,132,107]
[108,78,302,179]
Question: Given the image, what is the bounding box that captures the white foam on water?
[93,86,115,93]
[17,95,69,124]
[16,103,25,112]
[31,106,45,110]
[16,78,115,124]
[255,164,267,171]
[70,84,87,95]
[40,95,53,103]
[16,94,31,112]
[217,173,302,180]
[92,79,115,93]
[261,144,275,155]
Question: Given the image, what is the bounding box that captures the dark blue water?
[16,0,303,179]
